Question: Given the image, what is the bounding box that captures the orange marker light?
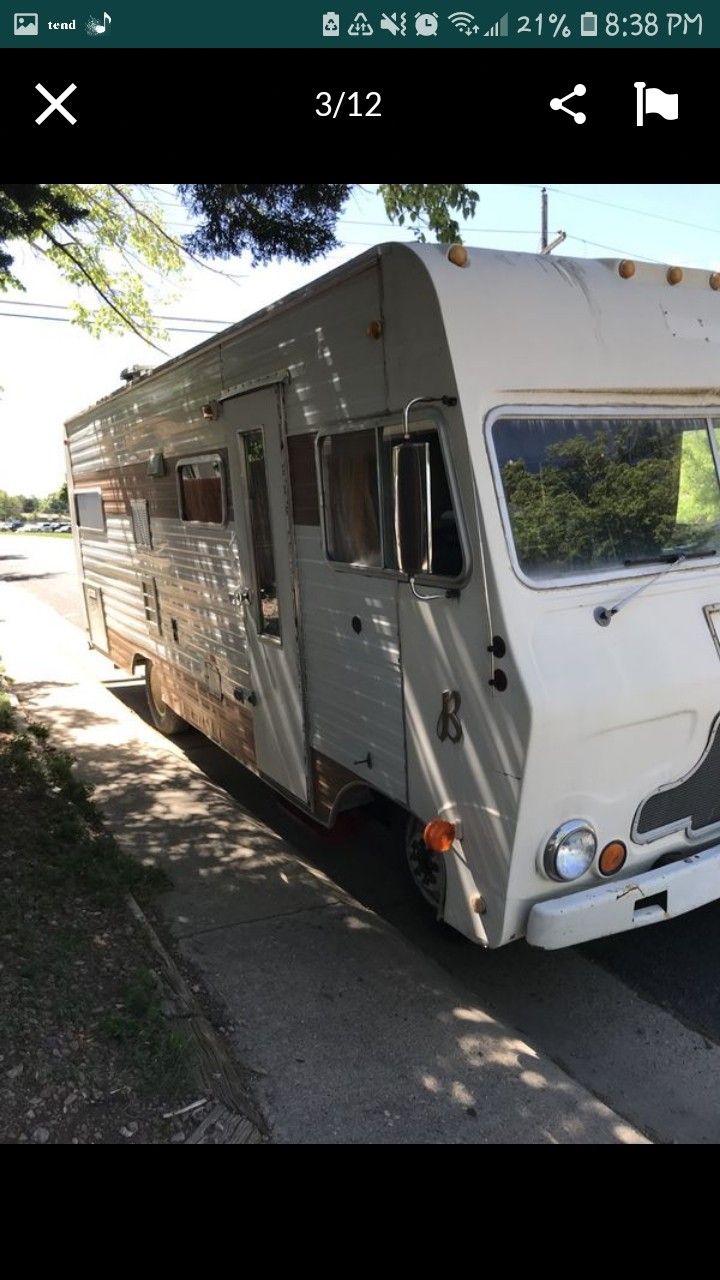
[618,260,636,279]
[448,245,469,268]
[710,273,720,291]
[667,266,683,285]
[599,841,627,877]
[423,819,456,854]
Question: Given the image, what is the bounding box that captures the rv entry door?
[223,385,308,802]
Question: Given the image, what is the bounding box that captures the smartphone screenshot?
[1,7,719,1146]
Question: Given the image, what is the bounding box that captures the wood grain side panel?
[74,448,234,523]
[312,749,368,823]
[287,434,320,526]
[107,627,137,673]
[154,658,256,771]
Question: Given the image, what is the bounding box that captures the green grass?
[0,718,194,1112]
[1,530,72,538]
[99,970,193,1096]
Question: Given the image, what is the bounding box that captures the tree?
[501,423,720,573]
[45,482,68,514]
[1,184,479,344]
[0,490,22,519]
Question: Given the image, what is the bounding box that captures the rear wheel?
[405,815,447,915]
[145,660,187,736]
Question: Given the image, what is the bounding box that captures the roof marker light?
[448,245,470,268]
[618,260,636,279]
[710,273,720,291]
[667,266,683,285]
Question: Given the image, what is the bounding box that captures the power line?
[0,299,233,325]
[339,218,538,234]
[528,184,720,238]
[0,313,221,336]
[564,235,657,262]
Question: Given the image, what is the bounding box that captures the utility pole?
[540,187,567,255]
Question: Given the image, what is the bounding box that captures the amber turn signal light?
[423,819,456,854]
[598,841,627,877]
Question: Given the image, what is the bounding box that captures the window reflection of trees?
[496,418,720,578]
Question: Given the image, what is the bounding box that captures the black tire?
[405,815,447,917]
[145,660,188,736]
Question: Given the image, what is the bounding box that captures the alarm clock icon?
[415,12,439,36]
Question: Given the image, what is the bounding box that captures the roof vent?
[120,364,154,385]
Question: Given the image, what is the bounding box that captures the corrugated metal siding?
[67,254,407,807]
[295,528,406,804]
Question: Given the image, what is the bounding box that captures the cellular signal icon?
[483,12,508,36]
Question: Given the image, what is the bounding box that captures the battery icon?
[580,11,598,37]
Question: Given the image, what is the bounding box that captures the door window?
[243,430,280,638]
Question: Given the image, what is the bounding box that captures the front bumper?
[526,845,720,950]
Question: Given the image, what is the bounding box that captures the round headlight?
[544,820,596,882]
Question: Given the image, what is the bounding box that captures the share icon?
[549,83,587,124]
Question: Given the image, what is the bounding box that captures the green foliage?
[2,183,481,344]
[180,183,354,264]
[181,183,480,262]
[378,184,479,243]
[0,692,14,731]
[0,732,166,902]
[502,422,720,574]
[45,482,68,514]
[0,184,184,345]
[0,489,23,519]
[0,184,85,288]
[99,970,192,1096]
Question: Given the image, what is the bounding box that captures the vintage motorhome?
[66,243,720,949]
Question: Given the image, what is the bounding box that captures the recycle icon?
[348,12,374,35]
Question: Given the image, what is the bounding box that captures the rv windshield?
[491,415,720,582]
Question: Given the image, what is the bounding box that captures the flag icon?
[634,82,679,125]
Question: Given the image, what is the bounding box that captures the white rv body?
[65,243,720,949]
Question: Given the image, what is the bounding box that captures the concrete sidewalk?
[0,582,648,1143]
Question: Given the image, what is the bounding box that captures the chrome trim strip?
[218,370,290,403]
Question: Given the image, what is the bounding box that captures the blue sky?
[2,182,720,496]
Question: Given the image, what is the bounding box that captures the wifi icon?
[448,11,479,35]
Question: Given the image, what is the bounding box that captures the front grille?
[634,715,720,842]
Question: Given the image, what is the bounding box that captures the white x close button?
[35,82,77,125]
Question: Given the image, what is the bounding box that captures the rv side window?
[381,425,463,579]
[74,489,105,533]
[320,430,382,567]
[177,455,226,525]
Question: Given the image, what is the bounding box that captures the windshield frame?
[486,404,720,591]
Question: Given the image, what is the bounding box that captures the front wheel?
[405,815,447,916]
[145,660,187,736]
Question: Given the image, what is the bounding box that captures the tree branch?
[42,229,167,352]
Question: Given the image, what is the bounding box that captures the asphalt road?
[5,530,720,1141]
